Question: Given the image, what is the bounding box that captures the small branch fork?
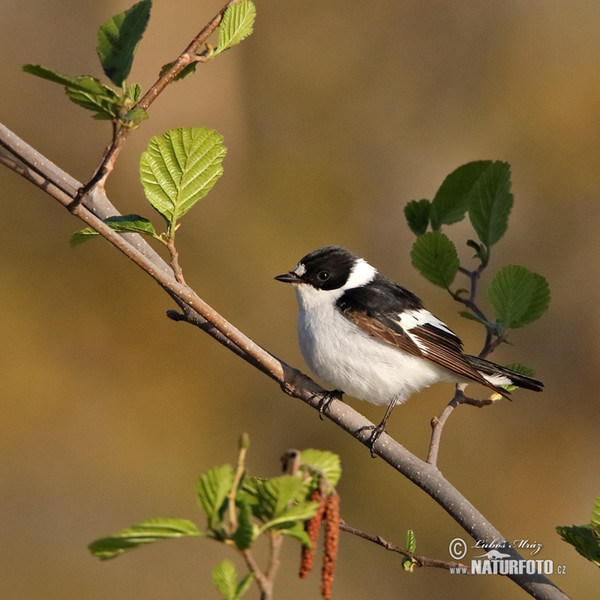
[70,0,240,207]
[0,3,568,598]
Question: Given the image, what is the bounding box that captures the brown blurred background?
[1,1,599,598]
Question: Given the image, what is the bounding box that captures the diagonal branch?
[0,124,570,600]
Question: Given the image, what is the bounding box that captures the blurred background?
[1,0,598,598]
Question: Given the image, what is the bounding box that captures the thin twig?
[339,521,469,571]
[75,0,241,200]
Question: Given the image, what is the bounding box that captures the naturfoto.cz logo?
[448,537,567,576]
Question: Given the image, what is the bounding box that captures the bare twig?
[339,521,469,571]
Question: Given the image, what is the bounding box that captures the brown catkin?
[299,489,326,578]
[321,493,340,600]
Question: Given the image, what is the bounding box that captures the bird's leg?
[316,389,344,419]
[355,398,398,456]
[369,398,397,450]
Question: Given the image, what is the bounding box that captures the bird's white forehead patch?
[399,309,454,335]
[293,263,307,277]
[343,258,377,289]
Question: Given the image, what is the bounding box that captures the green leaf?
[139,127,227,227]
[97,0,152,86]
[467,161,513,247]
[196,464,234,526]
[255,476,309,520]
[212,559,238,600]
[70,214,156,246]
[556,525,600,567]
[410,231,459,289]
[404,199,431,236]
[405,529,416,553]
[212,560,254,600]
[23,65,120,118]
[88,517,202,560]
[430,161,494,230]
[299,449,342,488]
[487,265,550,328]
[215,1,256,55]
[233,501,255,551]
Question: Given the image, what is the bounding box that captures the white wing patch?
[398,309,455,335]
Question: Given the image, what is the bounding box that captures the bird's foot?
[316,389,344,419]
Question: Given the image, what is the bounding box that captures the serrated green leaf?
[212,559,238,600]
[467,161,513,247]
[70,214,156,246]
[97,0,152,86]
[215,1,256,55]
[259,476,309,518]
[212,559,254,600]
[139,127,227,227]
[404,199,431,236]
[299,449,342,488]
[23,65,120,118]
[88,517,202,560]
[556,525,600,567]
[196,464,234,526]
[487,265,550,328]
[233,501,255,551]
[405,529,416,553]
[430,161,495,229]
[410,231,459,289]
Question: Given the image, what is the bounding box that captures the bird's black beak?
[274,272,301,284]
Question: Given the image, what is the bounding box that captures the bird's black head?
[275,246,362,291]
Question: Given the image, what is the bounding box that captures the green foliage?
[97,0,152,86]
[487,265,551,329]
[404,199,431,236]
[410,231,459,289]
[196,463,235,532]
[403,529,417,572]
[139,127,227,230]
[467,161,513,247]
[430,161,494,230]
[88,517,202,560]
[215,1,257,55]
[556,493,600,567]
[212,560,254,600]
[23,0,256,120]
[298,448,342,490]
[403,161,550,352]
[89,439,338,598]
[70,214,156,246]
[22,65,121,120]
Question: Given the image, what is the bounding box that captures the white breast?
[294,285,455,406]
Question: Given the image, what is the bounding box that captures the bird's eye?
[317,270,330,282]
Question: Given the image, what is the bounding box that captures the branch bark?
[0,123,570,600]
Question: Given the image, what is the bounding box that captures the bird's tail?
[466,355,543,392]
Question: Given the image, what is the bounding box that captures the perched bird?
[275,245,542,445]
